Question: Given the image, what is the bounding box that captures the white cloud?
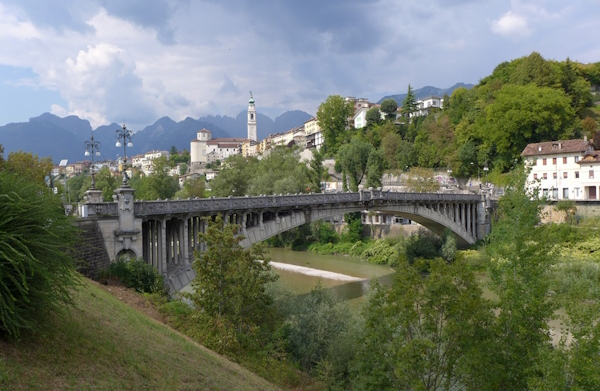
[491,10,531,39]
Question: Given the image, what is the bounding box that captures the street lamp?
[84,131,101,189]
[483,164,489,185]
[115,124,133,183]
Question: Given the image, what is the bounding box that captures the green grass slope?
[0,280,279,391]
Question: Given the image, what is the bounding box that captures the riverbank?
[0,279,281,391]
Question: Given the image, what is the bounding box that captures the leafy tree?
[483,169,556,389]
[479,83,576,171]
[395,139,417,171]
[401,84,418,123]
[4,151,53,185]
[174,176,206,199]
[509,51,560,88]
[365,149,387,189]
[206,155,254,197]
[379,98,398,121]
[581,117,597,140]
[178,163,188,176]
[0,172,80,338]
[132,155,179,200]
[380,132,401,169]
[317,95,354,154]
[365,106,383,128]
[352,258,492,390]
[286,283,352,373]
[93,166,120,201]
[0,143,4,167]
[66,174,87,203]
[248,146,309,195]
[307,148,326,193]
[184,214,277,334]
[404,167,440,192]
[337,137,374,191]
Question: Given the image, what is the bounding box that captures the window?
[575,187,580,197]
[543,158,547,165]
[543,189,549,197]
[553,189,559,199]
[553,157,557,165]
[553,172,557,179]
[543,173,548,179]
[563,172,568,179]
[533,173,538,180]
[563,157,567,164]
[563,188,569,199]
[575,156,580,163]
[590,170,595,179]
[575,171,580,179]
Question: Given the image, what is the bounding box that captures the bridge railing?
[82,190,483,218]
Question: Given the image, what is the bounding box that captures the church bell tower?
[247,92,257,141]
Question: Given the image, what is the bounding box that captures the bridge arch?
[83,189,493,291]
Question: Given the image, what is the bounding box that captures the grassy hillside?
[0,279,279,391]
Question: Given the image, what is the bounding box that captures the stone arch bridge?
[81,185,493,291]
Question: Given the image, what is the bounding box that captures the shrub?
[98,258,166,295]
[0,172,80,338]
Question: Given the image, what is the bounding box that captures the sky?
[0,0,599,131]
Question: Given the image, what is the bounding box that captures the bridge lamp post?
[483,164,489,185]
[115,124,133,184]
[84,132,101,189]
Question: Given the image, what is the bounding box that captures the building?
[190,128,246,166]
[248,92,257,141]
[410,96,444,118]
[521,138,598,200]
[304,117,323,151]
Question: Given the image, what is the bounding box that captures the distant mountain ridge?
[378,83,474,105]
[0,84,470,164]
[0,110,313,164]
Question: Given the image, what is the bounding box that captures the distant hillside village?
[56,94,444,189]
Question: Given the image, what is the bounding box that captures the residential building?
[410,96,444,118]
[521,138,597,199]
[190,128,246,166]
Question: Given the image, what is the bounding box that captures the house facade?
[521,138,599,200]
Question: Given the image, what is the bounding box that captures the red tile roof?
[521,139,592,156]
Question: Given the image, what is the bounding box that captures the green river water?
[267,247,395,307]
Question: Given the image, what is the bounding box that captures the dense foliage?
[98,258,166,294]
[0,171,80,338]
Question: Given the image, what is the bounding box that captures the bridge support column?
[159,218,167,274]
[182,218,190,266]
[477,191,491,239]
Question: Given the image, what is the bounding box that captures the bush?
[0,172,80,338]
[98,258,166,295]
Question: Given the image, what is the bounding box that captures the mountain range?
[0,84,471,164]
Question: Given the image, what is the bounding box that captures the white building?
[410,96,444,118]
[521,138,599,200]
[190,128,246,166]
[248,92,257,141]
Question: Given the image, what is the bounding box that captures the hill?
[0,279,279,390]
[378,82,474,105]
[0,109,312,164]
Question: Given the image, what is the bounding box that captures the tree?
[184,214,277,333]
[404,167,440,192]
[401,84,418,123]
[365,149,387,189]
[380,132,401,169]
[379,98,398,121]
[483,169,557,389]
[352,258,493,390]
[207,155,254,197]
[92,166,120,202]
[307,148,326,193]
[174,176,206,199]
[316,95,354,154]
[337,137,374,191]
[0,171,80,338]
[132,155,179,200]
[248,146,309,195]
[365,107,383,128]
[479,83,576,171]
[4,151,53,185]
[581,117,597,140]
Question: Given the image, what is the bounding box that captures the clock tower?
[247,92,257,141]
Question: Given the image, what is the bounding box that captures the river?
[267,247,395,307]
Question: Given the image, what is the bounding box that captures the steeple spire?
[247,91,257,141]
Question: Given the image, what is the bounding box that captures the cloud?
[43,43,156,128]
[491,10,531,38]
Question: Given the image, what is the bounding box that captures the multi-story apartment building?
[521,138,600,199]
